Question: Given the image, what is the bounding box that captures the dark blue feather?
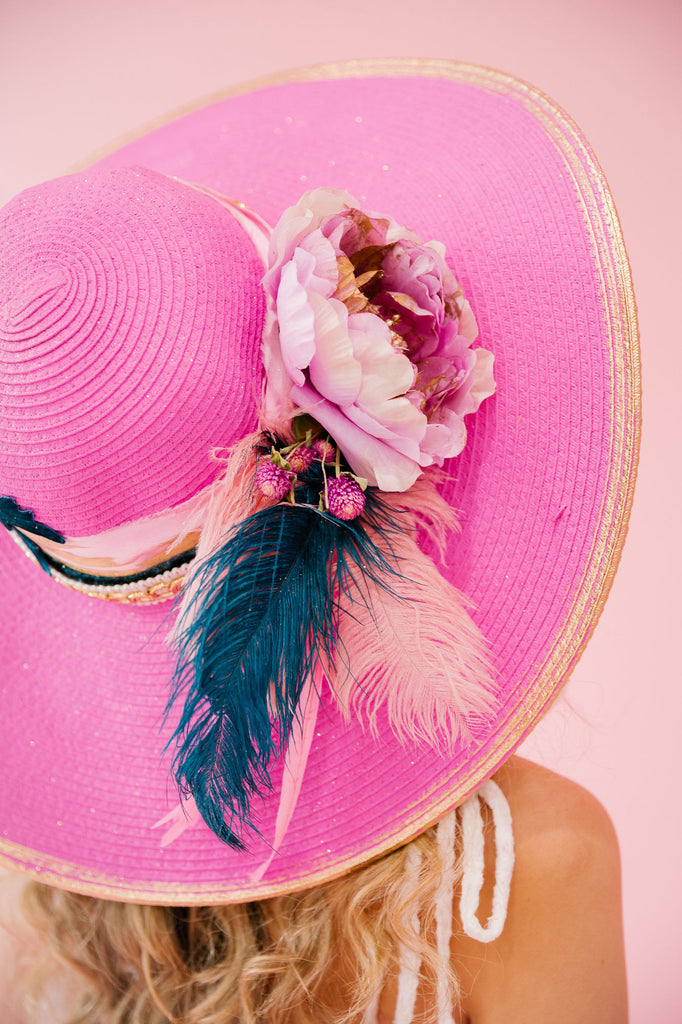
[0,496,65,543]
[0,496,65,574]
[166,474,402,849]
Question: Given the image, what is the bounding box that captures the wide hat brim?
[0,59,639,903]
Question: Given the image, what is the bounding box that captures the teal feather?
[166,469,399,849]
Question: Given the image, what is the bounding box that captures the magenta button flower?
[310,438,336,464]
[286,445,316,473]
[262,189,495,492]
[255,461,294,502]
[326,476,366,521]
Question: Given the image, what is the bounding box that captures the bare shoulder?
[453,757,628,1024]
[494,755,621,868]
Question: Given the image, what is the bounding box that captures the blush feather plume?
[323,521,496,751]
[166,435,495,848]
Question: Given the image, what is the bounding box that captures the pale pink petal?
[348,312,416,402]
[322,217,350,249]
[295,231,338,297]
[383,216,421,246]
[299,187,356,220]
[276,261,317,384]
[344,314,426,460]
[307,294,362,404]
[265,188,356,284]
[264,210,315,291]
[425,240,461,295]
[343,401,427,463]
[277,241,339,384]
[290,382,423,491]
[465,347,496,411]
[421,413,467,461]
[449,347,496,418]
[261,303,296,422]
[457,298,479,344]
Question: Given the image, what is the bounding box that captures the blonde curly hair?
[23,820,464,1024]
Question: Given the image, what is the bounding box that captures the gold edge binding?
[513,72,640,701]
[441,67,642,797]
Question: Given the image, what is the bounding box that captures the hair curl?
[24,820,464,1024]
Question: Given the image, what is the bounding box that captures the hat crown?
[0,166,266,536]
[0,265,69,334]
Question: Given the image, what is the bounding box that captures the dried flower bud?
[286,445,315,473]
[255,460,294,501]
[326,476,366,521]
[311,438,336,464]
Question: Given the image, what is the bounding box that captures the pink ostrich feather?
[193,432,270,560]
[324,514,496,753]
[170,431,272,646]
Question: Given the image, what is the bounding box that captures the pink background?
[0,0,679,1019]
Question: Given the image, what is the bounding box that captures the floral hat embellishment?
[262,188,496,493]
[164,188,497,851]
[255,435,367,521]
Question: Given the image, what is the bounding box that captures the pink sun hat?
[0,59,639,903]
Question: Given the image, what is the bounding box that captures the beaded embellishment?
[9,528,190,604]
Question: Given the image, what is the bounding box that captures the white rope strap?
[393,843,423,1024]
[459,779,514,943]
[361,986,381,1024]
[435,810,457,1024]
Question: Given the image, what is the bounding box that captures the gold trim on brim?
[1,58,640,904]
[50,566,186,604]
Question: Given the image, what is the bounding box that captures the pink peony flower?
[262,189,495,492]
